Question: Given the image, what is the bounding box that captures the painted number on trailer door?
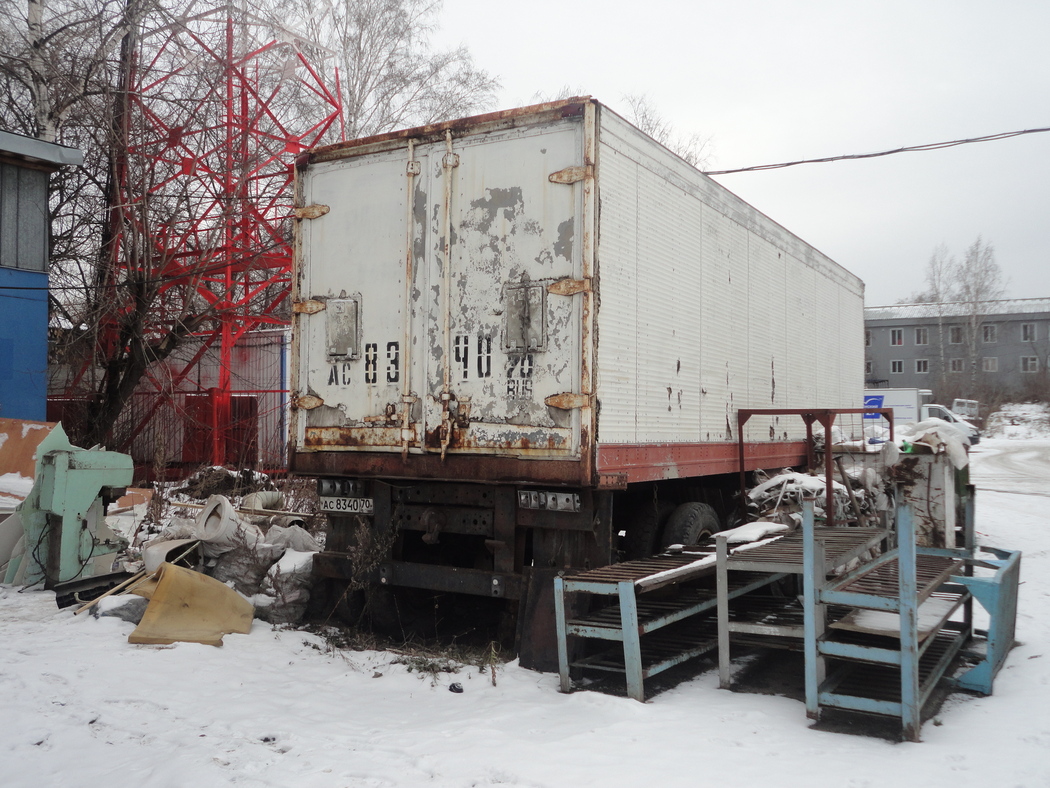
[327,335,497,386]
[506,354,534,400]
[329,340,399,385]
[453,334,493,381]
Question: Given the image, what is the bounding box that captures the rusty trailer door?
[294,106,595,467]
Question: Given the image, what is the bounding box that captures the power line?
[703,126,1050,176]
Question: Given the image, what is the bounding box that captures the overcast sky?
[433,0,1049,306]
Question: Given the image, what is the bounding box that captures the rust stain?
[306,98,593,163]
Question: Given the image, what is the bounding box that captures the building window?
[915,359,929,374]
[982,357,998,373]
[1021,356,1039,373]
[864,361,873,375]
[891,360,903,374]
[949,326,963,344]
[914,327,928,345]
[1022,323,1037,342]
[890,329,903,346]
[0,163,49,272]
[865,330,871,347]
[950,358,964,373]
[982,324,997,343]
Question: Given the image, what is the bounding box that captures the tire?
[621,500,675,560]
[659,502,721,550]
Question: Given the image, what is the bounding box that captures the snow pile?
[0,438,1048,786]
[746,471,858,523]
[896,419,970,468]
[0,471,34,508]
[718,520,791,544]
[983,402,1050,439]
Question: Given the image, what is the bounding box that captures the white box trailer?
[290,98,864,664]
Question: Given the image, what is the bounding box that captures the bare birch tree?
[906,237,1007,402]
[275,0,499,138]
[953,236,1006,394]
[922,243,954,392]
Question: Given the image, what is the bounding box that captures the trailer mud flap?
[516,567,588,673]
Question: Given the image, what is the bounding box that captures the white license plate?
[319,496,375,515]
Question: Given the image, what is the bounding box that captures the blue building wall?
[0,266,48,420]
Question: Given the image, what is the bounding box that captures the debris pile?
[80,468,323,644]
[745,470,861,525]
[744,416,973,537]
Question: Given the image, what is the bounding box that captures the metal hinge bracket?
[292,299,326,314]
[294,204,330,220]
[549,165,593,184]
[545,392,592,410]
[292,394,324,410]
[547,278,592,297]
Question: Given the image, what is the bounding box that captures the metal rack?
[555,551,737,701]
[554,487,1020,738]
[803,496,1020,740]
[716,524,888,686]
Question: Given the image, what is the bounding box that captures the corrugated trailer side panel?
[593,108,864,459]
[586,135,639,443]
[595,125,704,444]
[698,206,747,442]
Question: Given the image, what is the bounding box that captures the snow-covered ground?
[2,436,1049,787]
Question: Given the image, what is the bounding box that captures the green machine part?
[10,423,134,588]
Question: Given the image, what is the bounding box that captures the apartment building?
[864,298,1050,399]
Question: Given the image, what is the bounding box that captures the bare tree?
[621,93,712,170]
[0,0,142,141]
[953,236,1006,394]
[906,237,1008,402]
[278,0,499,138]
[3,0,499,456]
[922,243,955,392]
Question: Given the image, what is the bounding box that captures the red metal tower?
[61,5,342,474]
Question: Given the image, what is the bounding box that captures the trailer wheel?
[621,500,675,560]
[659,502,720,549]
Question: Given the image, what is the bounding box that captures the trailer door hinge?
[547,278,591,297]
[545,392,592,410]
[292,394,324,410]
[549,165,593,184]
[294,204,330,220]
[292,299,326,314]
